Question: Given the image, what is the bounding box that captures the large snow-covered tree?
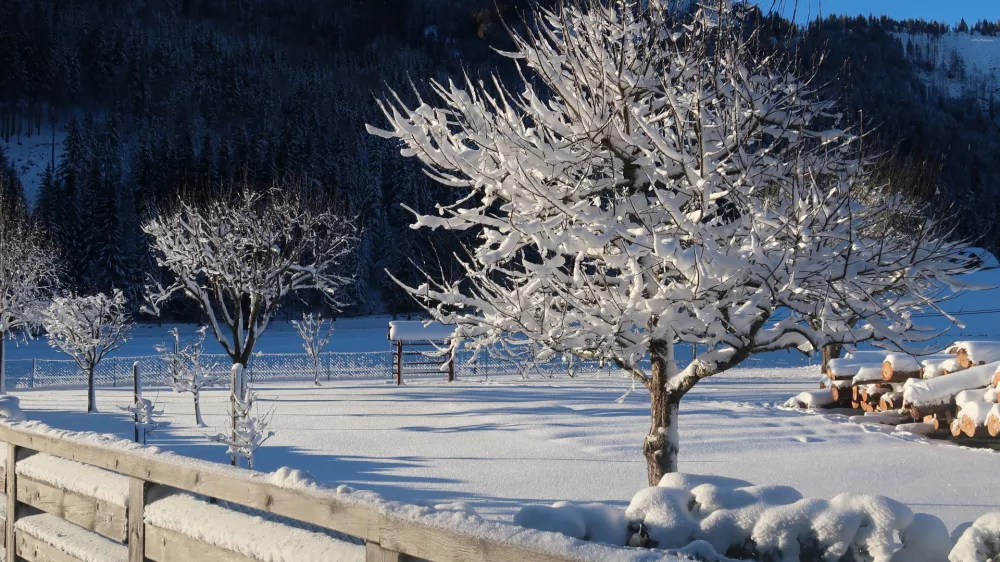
[43,290,132,413]
[0,192,59,393]
[143,189,356,367]
[368,0,984,485]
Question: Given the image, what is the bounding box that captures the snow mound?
[893,513,952,562]
[784,390,835,409]
[145,490,366,562]
[265,467,319,490]
[514,501,628,546]
[950,512,1000,562]
[0,395,25,422]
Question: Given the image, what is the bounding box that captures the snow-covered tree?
[43,290,131,413]
[292,312,334,385]
[0,192,60,393]
[143,188,356,367]
[368,0,984,485]
[211,364,273,468]
[156,327,222,426]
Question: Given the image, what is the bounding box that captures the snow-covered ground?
[11,367,998,534]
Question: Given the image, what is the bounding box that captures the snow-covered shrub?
[515,473,971,562]
[292,313,334,386]
[211,364,274,468]
[156,327,222,426]
[950,512,1000,562]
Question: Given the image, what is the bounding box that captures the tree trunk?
[314,357,320,386]
[194,390,205,427]
[87,365,96,413]
[643,341,681,486]
[821,343,843,374]
[0,333,6,394]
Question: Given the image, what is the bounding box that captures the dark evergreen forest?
[0,0,997,318]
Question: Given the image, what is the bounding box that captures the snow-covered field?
[11,367,998,534]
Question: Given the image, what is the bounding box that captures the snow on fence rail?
[2,350,622,389]
[0,421,666,562]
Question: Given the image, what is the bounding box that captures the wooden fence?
[0,423,599,562]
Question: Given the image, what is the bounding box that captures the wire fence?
[2,349,623,390]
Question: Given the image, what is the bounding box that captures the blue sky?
[766,0,998,24]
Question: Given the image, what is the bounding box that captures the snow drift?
[516,473,997,561]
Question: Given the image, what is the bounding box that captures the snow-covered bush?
[212,364,273,468]
[292,313,333,386]
[950,512,1000,562]
[367,0,984,486]
[516,473,988,562]
[143,188,355,368]
[156,327,222,426]
[42,290,131,413]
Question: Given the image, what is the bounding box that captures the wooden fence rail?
[0,423,594,562]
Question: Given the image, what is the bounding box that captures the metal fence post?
[30,358,36,389]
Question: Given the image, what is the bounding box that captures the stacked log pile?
[788,341,1000,444]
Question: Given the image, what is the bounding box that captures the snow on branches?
[0,193,59,392]
[368,0,984,484]
[211,364,274,469]
[42,290,131,413]
[292,313,334,385]
[143,188,356,366]
[156,327,223,426]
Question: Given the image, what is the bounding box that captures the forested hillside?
[0,0,997,318]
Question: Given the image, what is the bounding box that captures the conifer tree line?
[0,0,997,319]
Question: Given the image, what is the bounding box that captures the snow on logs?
[947,341,1000,369]
[881,353,952,383]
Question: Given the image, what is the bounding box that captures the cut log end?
[988,412,1000,438]
[882,362,920,383]
[958,413,990,438]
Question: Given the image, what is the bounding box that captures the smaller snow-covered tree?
[143,188,356,368]
[43,290,131,413]
[156,327,222,426]
[211,364,273,468]
[292,313,333,385]
[0,192,60,393]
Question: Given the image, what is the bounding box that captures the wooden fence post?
[366,541,405,562]
[133,362,141,444]
[395,341,403,386]
[6,442,17,559]
[128,477,149,562]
